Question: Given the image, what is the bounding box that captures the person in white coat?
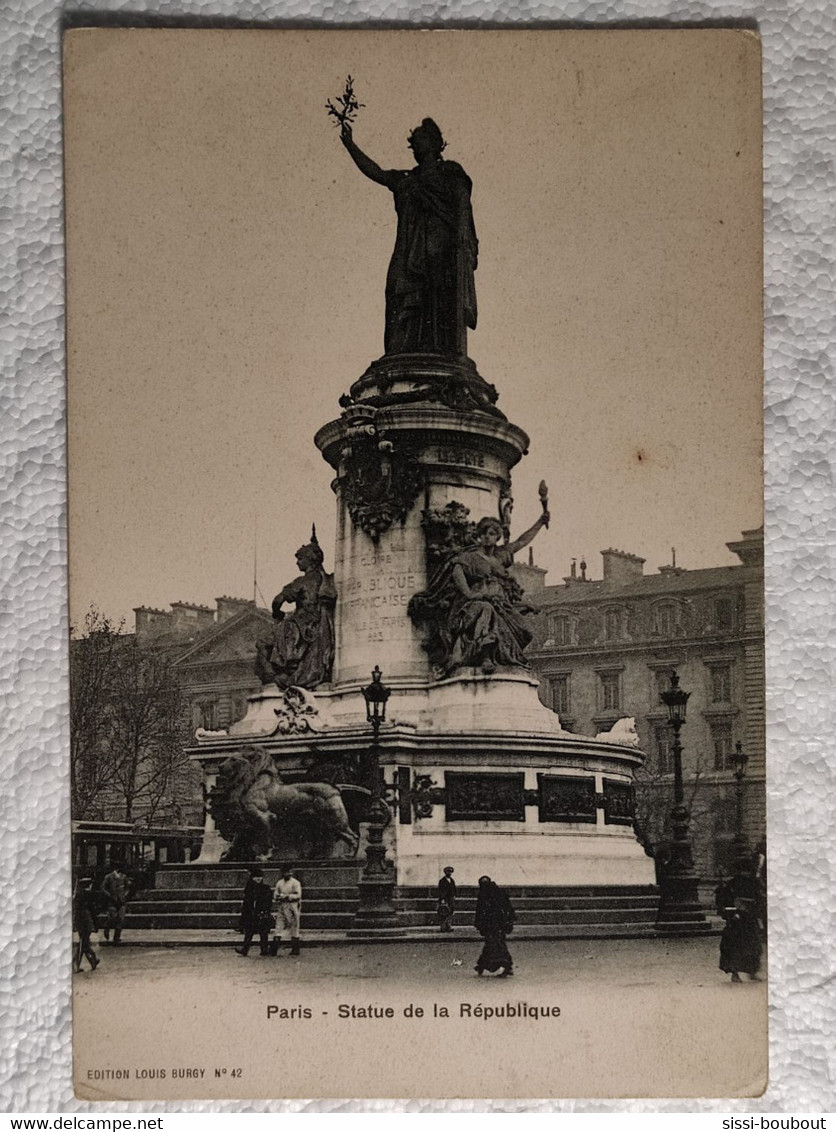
[271,867,302,956]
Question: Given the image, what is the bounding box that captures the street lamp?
[349,666,404,936]
[655,670,709,933]
[731,740,749,874]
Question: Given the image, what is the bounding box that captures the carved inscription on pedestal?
[434,447,486,469]
[343,551,420,644]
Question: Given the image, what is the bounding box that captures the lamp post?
[655,670,709,933]
[349,666,405,936]
[731,740,749,874]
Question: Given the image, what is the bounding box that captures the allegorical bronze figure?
[409,500,549,677]
[339,117,478,358]
[255,527,336,690]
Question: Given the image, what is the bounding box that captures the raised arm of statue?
[506,511,550,557]
[340,124,401,190]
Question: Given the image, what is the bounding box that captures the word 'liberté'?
[267,1002,561,1021]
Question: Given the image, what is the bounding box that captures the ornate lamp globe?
[362,665,391,727]
[660,670,690,725]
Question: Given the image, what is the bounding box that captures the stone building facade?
[514,528,765,877]
[133,597,272,737]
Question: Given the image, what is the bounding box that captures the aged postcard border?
[3,2,835,1113]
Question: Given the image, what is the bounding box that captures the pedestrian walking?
[437,866,457,932]
[474,875,515,977]
[716,871,762,982]
[270,867,302,956]
[73,876,100,972]
[235,866,274,956]
[100,863,131,945]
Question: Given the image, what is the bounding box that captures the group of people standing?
[236,866,302,957]
[72,864,132,972]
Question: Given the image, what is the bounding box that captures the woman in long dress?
[716,872,763,982]
[474,875,516,977]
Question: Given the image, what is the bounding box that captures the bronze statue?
[255,528,336,690]
[211,747,359,860]
[340,118,478,358]
[409,505,549,677]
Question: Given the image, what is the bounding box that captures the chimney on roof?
[216,595,256,623]
[726,526,764,568]
[510,556,547,593]
[601,548,645,584]
[659,546,686,576]
[563,558,585,585]
[169,601,216,638]
[134,606,172,641]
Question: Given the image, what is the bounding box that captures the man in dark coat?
[73,876,100,972]
[100,864,131,944]
[437,866,457,932]
[474,875,516,977]
[235,867,273,956]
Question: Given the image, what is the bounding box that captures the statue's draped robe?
[413,543,532,674]
[384,159,478,356]
[268,570,336,689]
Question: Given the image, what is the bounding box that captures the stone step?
[132,892,660,912]
[136,887,361,903]
[397,895,660,911]
[126,906,660,930]
[154,863,362,891]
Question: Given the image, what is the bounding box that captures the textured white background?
[2,0,834,1114]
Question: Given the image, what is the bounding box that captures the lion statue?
[210,746,360,861]
[594,716,640,747]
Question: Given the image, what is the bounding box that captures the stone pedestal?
[187,354,658,911]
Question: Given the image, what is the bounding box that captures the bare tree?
[70,609,193,824]
[70,608,124,818]
[634,752,709,862]
[107,638,187,823]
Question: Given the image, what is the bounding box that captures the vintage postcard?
[64,28,765,1099]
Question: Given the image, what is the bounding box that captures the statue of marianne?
[340,118,478,358]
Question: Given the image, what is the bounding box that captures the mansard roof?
[527,562,759,611]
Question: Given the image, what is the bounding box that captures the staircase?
[127,862,362,932]
[127,863,663,937]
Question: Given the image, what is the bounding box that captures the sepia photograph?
[64,27,765,1100]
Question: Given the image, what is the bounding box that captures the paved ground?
[76,933,752,987]
[73,936,768,1101]
[95,922,721,948]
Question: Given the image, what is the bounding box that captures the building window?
[654,602,677,636]
[603,608,622,641]
[548,613,571,646]
[711,721,735,770]
[714,597,735,633]
[651,668,674,705]
[599,671,621,712]
[654,725,673,774]
[195,700,218,731]
[548,675,570,715]
[710,664,733,704]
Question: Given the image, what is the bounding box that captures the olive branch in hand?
[326,75,365,128]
